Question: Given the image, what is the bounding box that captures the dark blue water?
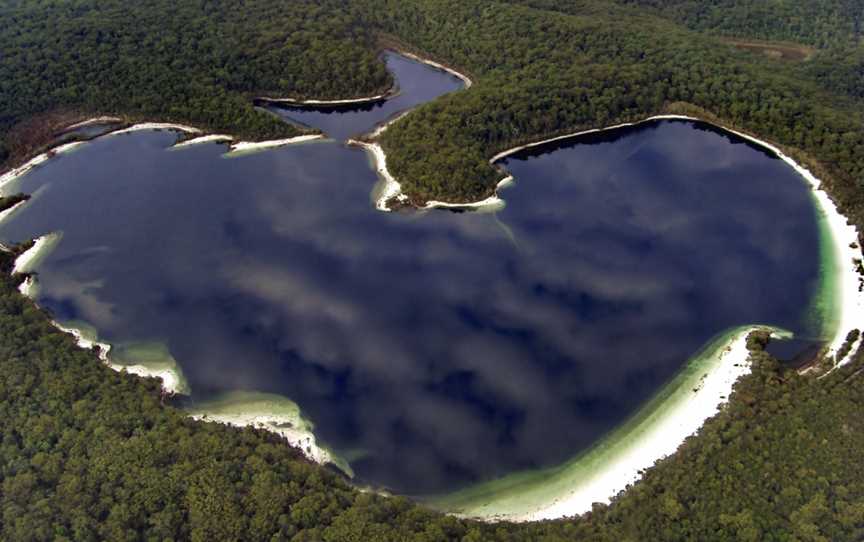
[0,54,823,496]
[265,51,464,140]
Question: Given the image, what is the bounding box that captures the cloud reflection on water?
[0,120,822,495]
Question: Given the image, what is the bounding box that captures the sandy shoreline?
[398,51,473,88]
[8,231,190,396]
[0,200,27,227]
[0,141,84,196]
[256,92,391,107]
[0,117,327,195]
[426,114,863,521]
[106,122,202,137]
[712,121,864,366]
[351,51,474,211]
[422,176,512,212]
[171,134,233,149]
[483,114,863,365]
[50,320,190,396]
[186,391,352,476]
[12,232,62,275]
[367,110,413,139]
[2,79,858,524]
[225,134,324,156]
[348,139,408,211]
[439,325,779,521]
[254,47,473,109]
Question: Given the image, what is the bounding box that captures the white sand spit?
[348,139,406,211]
[13,233,62,275]
[257,93,390,106]
[225,135,324,157]
[0,200,27,227]
[107,123,202,137]
[172,134,233,149]
[709,120,864,366]
[433,115,862,522]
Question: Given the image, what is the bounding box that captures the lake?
[0,52,823,498]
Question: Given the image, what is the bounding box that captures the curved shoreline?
[398,50,473,89]
[0,141,85,196]
[8,239,192,397]
[185,391,353,477]
[422,114,862,521]
[2,86,857,525]
[255,92,392,107]
[0,123,339,470]
[0,119,329,195]
[51,320,190,396]
[475,114,863,364]
[436,325,783,521]
[224,134,325,156]
[8,239,343,472]
[12,232,62,275]
[254,48,473,108]
[347,139,407,211]
[348,52,475,211]
[0,200,27,227]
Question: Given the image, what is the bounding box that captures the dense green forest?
[0,0,391,167]
[612,0,863,48]
[4,0,864,539]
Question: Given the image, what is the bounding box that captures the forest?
[3,0,864,539]
[0,0,391,167]
[612,0,863,48]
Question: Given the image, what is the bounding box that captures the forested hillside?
[0,0,390,167]
[612,0,863,48]
[3,0,864,214]
[3,1,864,540]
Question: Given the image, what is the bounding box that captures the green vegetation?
[805,47,864,100]
[3,1,864,213]
[0,0,390,167]
[3,0,864,539]
[368,0,864,215]
[611,0,863,48]
[4,242,864,540]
